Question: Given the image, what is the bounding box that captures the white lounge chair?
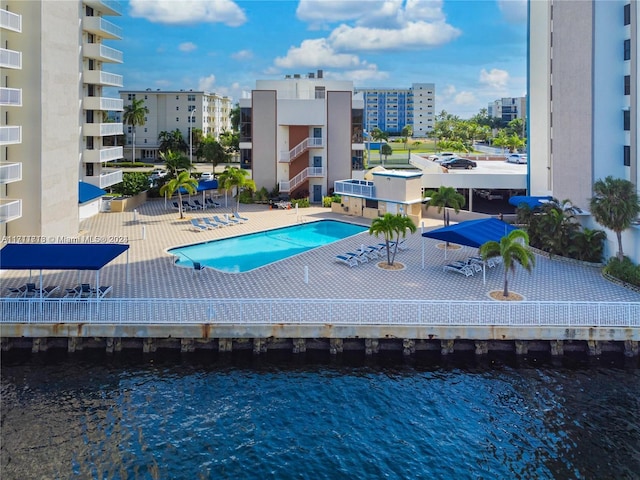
[336,254,358,267]
[213,215,231,226]
[190,219,209,231]
[205,198,220,208]
[91,285,112,298]
[203,218,223,229]
[345,251,369,264]
[232,212,248,222]
[224,214,240,225]
[443,264,474,277]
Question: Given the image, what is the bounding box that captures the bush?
[238,189,254,204]
[111,161,152,168]
[112,172,149,196]
[254,187,269,203]
[291,198,310,208]
[323,194,341,207]
[604,257,640,287]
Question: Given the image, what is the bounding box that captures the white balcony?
[83,16,122,39]
[0,126,21,145]
[0,198,22,223]
[279,167,325,193]
[83,146,123,163]
[280,137,324,163]
[83,0,122,16]
[84,169,123,189]
[83,96,123,111]
[0,162,22,184]
[0,87,22,106]
[334,179,375,198]
[83,69,123,87]
[0,8,21,32]
[0,47,21,69]
[83,122,123,137]
[83,43,123,63]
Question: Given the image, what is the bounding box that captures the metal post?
[142,225,146,240]
[189,109,196,165]
[304,266,309,284]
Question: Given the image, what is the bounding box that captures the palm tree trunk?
[385,240,391,265]
[132,129,136,163]
[178,192,184,219]
[503,271,509,297]
[616,231,624,261]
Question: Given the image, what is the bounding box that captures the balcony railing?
[279,137,324,163]
[83,96,123,111]
[84,169,123,189]
[83,16,122,39]
[83,122,123,137]
[0,87,22,106]
[83,0,122,16]
[0,162,22,184]
[0,8,21,32]
[83,146,123,163]
[279,166,325,193]
[0,198,22,223]
[0,47,21,69]
[83,69,123,87]
[334,179,375,198]
[83,43,123,63]
[0,126,21,145]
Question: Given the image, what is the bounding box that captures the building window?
[624,3,631,25]
[624,146,630,166]
[624,75,630,95]
[144,128,147,132]
[144,95,148,100]
[188,95,195,101]
[315,87,325,99]
[127,93,136,100]
[176,117,179,122]
[176,106,179,111]
[176,95,179,100]
[624,39,631,60]
[623,110,630,130]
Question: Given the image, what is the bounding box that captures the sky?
[111,0,528,118]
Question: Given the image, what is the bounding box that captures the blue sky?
[112,0,528,118]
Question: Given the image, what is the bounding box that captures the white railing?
[84,146,123,163]
[0,87,22,106]
[83,15,122,39]
[1,298,639,328]
[0,47,21,69]
[83,96,123,111]
[334,179,375,197]
[83,122,123,137]
[84,0,122,16]
[0,126,21,145]
[0,8,22,32]
[83,43,123,63]
[83,69,123,87]
[0,161,22,183]
[0,198,22,223]
[280,137,324,163]
[84,169,123,189]
[279,166,325,192]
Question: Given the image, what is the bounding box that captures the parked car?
[200,172,214,181]
[506,153,527,164]
[476,189,504,201]
[428,152,456,163]
[149,169,167,181]
[441,157,477,170]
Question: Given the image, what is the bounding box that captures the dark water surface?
[1,353,639,479]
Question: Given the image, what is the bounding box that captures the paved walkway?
[2,198,639,303]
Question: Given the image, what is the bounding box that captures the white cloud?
[324,66,389,83]
[231,49,253,61]
[129,0,246,26]
[198,74,216,91]
[497,0,527,24]
[274,38,365,69]
[479,68,510,90]
[453,91,476,105]
[179,42,197,52]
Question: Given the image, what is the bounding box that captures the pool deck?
[2,198,639,304]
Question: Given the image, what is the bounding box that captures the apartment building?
[119,90,233,161]
[529,0,639,263]
[354,83,435,137]
[487,96,527,124]
[238,71,364,202]
[0,0,124,238]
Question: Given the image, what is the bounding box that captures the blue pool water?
[168,220,368,272]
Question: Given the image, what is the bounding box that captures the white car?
[506,153,527,164]
[428,152,456,163]
[200,172,214,181]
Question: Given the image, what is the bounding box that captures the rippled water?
[2,354,639,479]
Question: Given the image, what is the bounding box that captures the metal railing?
[0,161,22,183]
[1,298,638,328]
[334,179,375,197]
[0,126,21,145]
[280,137,324,163]
[0,87,22,106]
[83,43,123,64]
[83,70,123,87]
[279,166,325,192]
[0,198,22,223]
[83,15,122,39]
[83,122,123,137]
[83,96,123,111]
[0,47,21,69]
[0,8,22,32]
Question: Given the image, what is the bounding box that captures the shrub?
[111,161,152,168]
[323,194,341,207]
[255,187,269,203]
[238,189,254,204]
[112,172,149,196]
[604,257,640,287]
[291,198,310,208]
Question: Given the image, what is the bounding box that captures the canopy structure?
[508,195,553,209]
[422,218,518,248]
[179,179,218,194]
[79,181,106,204]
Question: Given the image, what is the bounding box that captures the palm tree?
[380,143,393,163]
[401,125,413,149]
[159,171,198,219]
[369,213,416,266]
[159,150,191,177]
[589,176,640,261]
[423,186,466,228]
[217,166,256,213]
[371,127,388,163]
[480,229,535,298]
[122,98,148,162]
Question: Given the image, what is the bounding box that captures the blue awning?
[0,243,129,270]
[179,179,218,194]
[79,181,106,204]
[508,195,553,209]
[422,218,519,248]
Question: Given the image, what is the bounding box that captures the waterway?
[1,353,639,479]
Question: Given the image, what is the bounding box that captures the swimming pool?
[168,220,368,273]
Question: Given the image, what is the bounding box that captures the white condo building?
[239,71,364,202]
[118,90,233,161]
[487,97,527,124]
[0,0,124,238]
[529,0,639,263]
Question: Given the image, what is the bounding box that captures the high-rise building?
[0,0,124,238]
[487,96,527,124]
[529,0,639,262]
[118,90,233,161]
[355,83,435,137]
[238,71,364,202]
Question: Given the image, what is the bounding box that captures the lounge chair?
[356,246,379,260]
[172,201,181,210]
[390,239,408,251]
[91,285,112,298]
[224,214,240,225]
[64,286,81,298]
[443,264,474,277]
[367,245,385,257]
[36,285,60,298]
[336,254,358,267]
[345,251,369,264]
[205,198,220,208]
[213,215,231,226]
[6,285,28,297]
[190,219,209,231]
[182,201,197,211]
[203,218,223,229]
[193,199,207,210]
[232,212,248,222]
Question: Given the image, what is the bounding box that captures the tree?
[219,130,239,156]
[159,171,198,219]
[589,176,640,261]
[230,103,240,131]
[112,172,149,196]
[160,150,191,176]
[217,166,256,213]
[369,213,416,266]
[401,125,413,149]
[158,129,188,154]
[370,128,388,162]
[122,98,148,162]
[423,186,466,228]
[480,229,536,298]
[198,137,230,167]
[380,143,393,163]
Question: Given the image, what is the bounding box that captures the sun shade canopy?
[179,179,218,194]
[508,195,553,209]
[0,243,129,270]
[422,218,519,248]
[79,181,106,204]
